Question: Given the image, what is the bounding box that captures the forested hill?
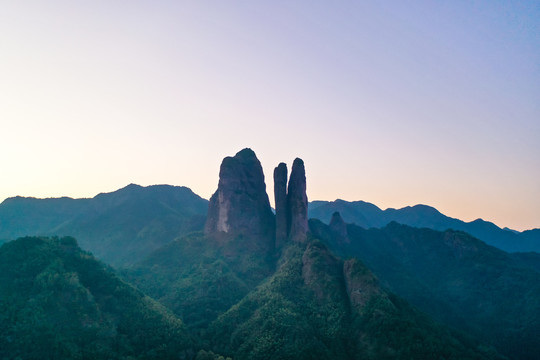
[0,236,195,359]
[310,215,540,360]
[0,184,208,266]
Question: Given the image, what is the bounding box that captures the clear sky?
[1,1,539,231]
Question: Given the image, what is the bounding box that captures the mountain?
[206,239,501,360]
[308,200,540,253]
[0,236,194,359]
[127,233,502,359]
[0,184,208,266]
[310,215,540,360]
[204,148,276,254]
[125,149,504,359]
[2,148,531,358]
[125,149,284,331]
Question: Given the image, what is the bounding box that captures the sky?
[0,1,539,231]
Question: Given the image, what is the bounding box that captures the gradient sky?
[1,1,539,231]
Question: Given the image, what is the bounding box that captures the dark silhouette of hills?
[310,214,540,360]
[0,184,208,266]
[309,199,540,253]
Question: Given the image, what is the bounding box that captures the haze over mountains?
[0,184,208,266]
[1,183,538,256]
[1,148,539,359]
[309,200,540,253]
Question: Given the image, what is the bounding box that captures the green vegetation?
[0,236,194,359]
[123,224,503,359]
[1,232,506,360]
[1,230,511,359]
[206,239,501,359]
[312,219,540,360]
[124,231,275,332]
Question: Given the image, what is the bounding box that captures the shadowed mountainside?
[310,215,540,360]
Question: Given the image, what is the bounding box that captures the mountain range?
[1,148,539,359]
[309,200,540,253]
[0,184,208,266]
[2,186,538,262]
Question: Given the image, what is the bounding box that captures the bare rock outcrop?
[287,158,308,243]
[343,259,384,312]
[204,148,275,253]
[274,163,288,249]
[329,211,349,244]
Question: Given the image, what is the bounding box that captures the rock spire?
[204,148,275,253]
[287,158,308,243]
[274,157,308,247]
[273,163,288,249]
[205,149,308,252]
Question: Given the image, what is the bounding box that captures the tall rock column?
[204,148,275,253]
[287,158,308,243]
[274,163,288,249]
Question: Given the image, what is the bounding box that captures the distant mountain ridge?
[309,199,540,253]
[0,184,208,266]
[2,185,538,261]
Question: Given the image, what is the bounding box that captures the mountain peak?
[287,157,308,243]
[274,162,288,249]
[204,149,275,253]
[234,147,257,159]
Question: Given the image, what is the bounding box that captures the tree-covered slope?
[310,218,540,360]
[0,184,208,266]
[124,231,275,332]
[0,236,194,360]
[125,149,504,359]
[206,238,502,360]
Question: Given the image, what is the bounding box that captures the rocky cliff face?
[342,258,383,312]
[205,149,308,253]
[204,148,275,253]
[287,158,308,243]
[274,163,288,249]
